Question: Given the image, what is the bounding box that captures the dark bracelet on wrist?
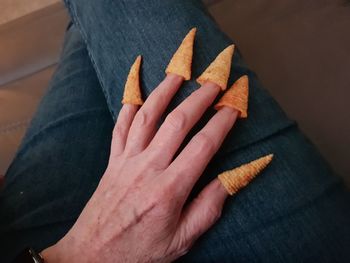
[12,247,45,263]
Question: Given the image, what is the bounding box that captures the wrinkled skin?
[42,74,238,263]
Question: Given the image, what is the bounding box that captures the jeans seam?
[8,108,110,165]
[230,180,344,242]
[63,0,118,121]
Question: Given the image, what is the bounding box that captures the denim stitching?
[11,108,110,162]
[64,1,117,121]
[216,121,298,159]
[227,180,344,243]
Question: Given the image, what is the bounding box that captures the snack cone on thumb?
[197,44,235,91]
[165,28,197,80]
[122,55,144,105]
[218,154,274,195]
[214,75,249,118]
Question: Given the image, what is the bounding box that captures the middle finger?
[146,81,221,168]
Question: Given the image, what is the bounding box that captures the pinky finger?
[172,153,274,253]
[111,55,144,157]
[172,179,228,253]
[110,104,139,157]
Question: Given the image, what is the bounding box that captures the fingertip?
[166,73,185,85]
[117,103,139,120]
[125,103,141,111]
[201,81,221,93]
[195,178,228,211]
[219,106,239,122]
[210,178,229,201]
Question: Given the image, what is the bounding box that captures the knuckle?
[155,88,168,102]
[177,245,191,258]
[162,180,177,197]
[165,110,187,131]
[207,204,222,222]
[112,124,125,139]
[158,182,177,202]
[195,191,222,222]
[193,194,221,223]
[152,178,182,209]
[123,106,136,120]
[193,132,216,153]
[174,238,193,258]
[134,110,153,127]
[145,152,166,172]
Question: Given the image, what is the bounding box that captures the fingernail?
[214,75,249,118]
[218,154,273,195]
[122,55,144,105]
[196,44,235,91]
[165,27,197,81]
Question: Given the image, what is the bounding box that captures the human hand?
[41,72,238,263]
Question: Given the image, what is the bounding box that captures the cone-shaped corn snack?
[165,28,197,80]
[122,55,144,105]
[218,154,273,195]
[214,75,249,118]
[196,44,235,91]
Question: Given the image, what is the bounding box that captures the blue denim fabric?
[1,0,349,262]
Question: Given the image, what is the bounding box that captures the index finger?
[123,28,196,156]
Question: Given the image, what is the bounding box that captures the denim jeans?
[1,0,349,262]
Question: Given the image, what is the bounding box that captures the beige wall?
[0,0,59,25]
[210,0,350,182]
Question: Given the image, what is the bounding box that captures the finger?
[145,45,236,168]
[110,56,143,157]
[172,179,228,251]
[173,154,274,247]
[124,74,184,156]
[110,104,139,157]
[165,106,239,197]
[124,28,196,157]
[165,73,249,197]
[146,81,220,168]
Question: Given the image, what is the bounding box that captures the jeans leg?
[0,25,114,262]
[62,0,350,262]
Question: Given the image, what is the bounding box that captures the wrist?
[41,236,82,263]
[41,244,66,263]
[12,248,45,263]
[41,231,100,263]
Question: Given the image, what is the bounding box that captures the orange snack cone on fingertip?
[218,154,274,195]
[122,55,144,105]
[165,28,197,80]
[214,75,249,118]
[196,44,235,91]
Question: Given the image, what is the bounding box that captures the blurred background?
[0,0,349,183]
